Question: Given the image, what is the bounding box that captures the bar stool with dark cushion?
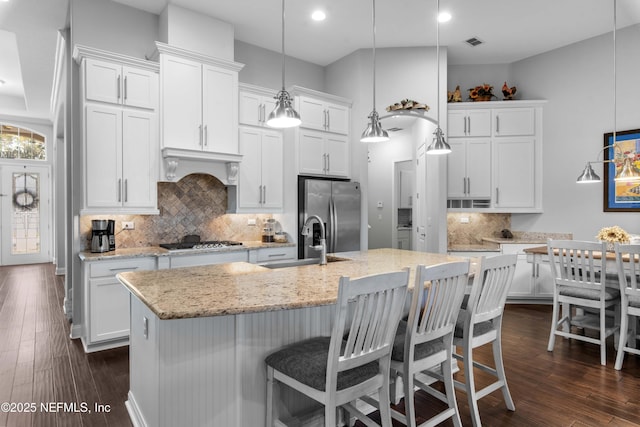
[265,269,410,427]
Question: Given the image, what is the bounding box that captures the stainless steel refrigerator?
[298,177,361,259]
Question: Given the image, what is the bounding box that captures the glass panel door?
[1,165,50,265]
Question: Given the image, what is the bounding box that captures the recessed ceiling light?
[438,11,452,23]
[311,10,326,21]
[0,80,5,86]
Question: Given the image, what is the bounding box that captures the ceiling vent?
[465,37,483,47]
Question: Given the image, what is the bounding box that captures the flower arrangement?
[596,225,630,250]
[468,84,495,101]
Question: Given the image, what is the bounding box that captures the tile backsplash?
[447,213,511,246]
[80,174,280,250]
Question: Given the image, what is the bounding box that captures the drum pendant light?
[267,0,301,129]
[360,0,389,142]
[427,0,451,155]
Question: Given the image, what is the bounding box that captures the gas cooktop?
[159,240,243,251]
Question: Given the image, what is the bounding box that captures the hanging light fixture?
[427,0,451,155]
[266,0,301,129]
[576,0,640,183]
[360,0,389,143]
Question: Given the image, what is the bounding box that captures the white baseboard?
[126,392,147,427]
[55,266,66,275]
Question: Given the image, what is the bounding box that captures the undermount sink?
[259,256,350,269]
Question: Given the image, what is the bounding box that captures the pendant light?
[266,0,301,129]
[577,0,640,183]
[427,0,451,155]
[360,0,389,143]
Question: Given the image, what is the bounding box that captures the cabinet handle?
[109,266,139,272]
[326,153,330,172]
[464,116,468,134]
[204,125,208,147]
[258,185,263,204]
[199,125,203,147]
[263,185,267,204]
[124,76,128,100]
[117,75,121,100]
[268,253,286,258]
[467,177,470,195]
[408,195,412,207]
[463,177,467,194]
[496,116,500,133]
[258,104,263,123]
[326,110,330,130]
[467,116,471,134]
[322,153,327,172]
[495,187,500,204]
[117,178,122,202]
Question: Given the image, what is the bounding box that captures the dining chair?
[452,254,517,427]
[388,260,470,427]
[614,243,640,370]
[265,269,410,427]
[546,239,620,366]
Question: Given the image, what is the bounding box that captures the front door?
[0,164,51,265]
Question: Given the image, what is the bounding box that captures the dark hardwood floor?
[1,263,639,426]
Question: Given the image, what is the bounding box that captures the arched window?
[0,124,46,160]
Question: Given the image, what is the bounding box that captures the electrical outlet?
[460,217,470,224]
[122,221,135,230]
[247,218,256,226]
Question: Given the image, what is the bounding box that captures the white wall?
[325,46,448,251]
[510,24,640,239]
[235,40,325,93]
[448,64,513,101]
[70,0,158,58]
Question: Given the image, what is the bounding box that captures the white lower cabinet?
[169,250,248,268]
[397,229,411,250]
[501,243,552,300]
[82,257,157,352]
[249,246,297,263]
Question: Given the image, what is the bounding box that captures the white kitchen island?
[117,248,463,427]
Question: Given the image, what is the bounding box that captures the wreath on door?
[13,188,39,211]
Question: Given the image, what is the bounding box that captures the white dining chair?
[388,260,470,427]
[546,239,620,366]
[265,269,410,427]
[453,254,517,427]
[614,243,640,370]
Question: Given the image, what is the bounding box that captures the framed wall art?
[603,128,640,212]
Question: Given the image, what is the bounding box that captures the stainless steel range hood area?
[160,147,242,185]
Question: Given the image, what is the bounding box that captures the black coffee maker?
[91,219,110,253]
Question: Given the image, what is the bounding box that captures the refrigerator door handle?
[329,197,338,252]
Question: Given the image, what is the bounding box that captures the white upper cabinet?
[237,127,284,211]
[493,108,535,136]
[84,58,157,110]
[290,86,352,178]
[239,84,278,127]
[298,129,349,178]
[297,95,350,135]
[447,100,545,213]
[157,44,244,155]
[448,109,491,137]
[447,138,491,199]
[74,45,159,215]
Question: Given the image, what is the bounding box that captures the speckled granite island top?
[117,248,464,320]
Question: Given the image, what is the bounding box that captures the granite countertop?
[117,248,467,320]
[78,241,296,261]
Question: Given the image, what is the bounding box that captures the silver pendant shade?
[360,0,389,143]
[426,0,450,155]
[266,0,301,129]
